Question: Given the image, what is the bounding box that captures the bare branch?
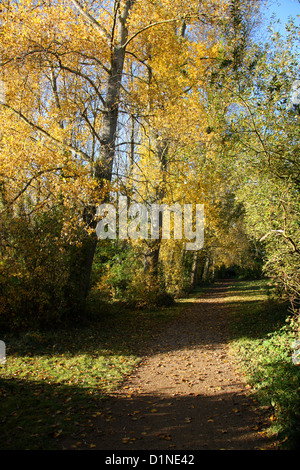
[56,59,106,107]
[260,230,300,255]
[81,109,101,143]
[70,0,111,42]
[260,230,284,242]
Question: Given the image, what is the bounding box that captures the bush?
[229,280,300,449]
[0,207,88,331]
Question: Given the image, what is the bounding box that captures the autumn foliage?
[0,0,299,329]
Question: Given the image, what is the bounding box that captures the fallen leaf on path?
[157,434,172,441]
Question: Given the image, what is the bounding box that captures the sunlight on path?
[61,281,276,451]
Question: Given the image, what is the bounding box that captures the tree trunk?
[142,21,186,282]
[144,239,161,278]
[202,252,211,282]
[95,0,135,182]
[143,135,169,280]
[190,252,199,288]
[76,1,135,299]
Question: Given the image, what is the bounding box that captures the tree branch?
[0,167,63,214]
[123,17,182,49]
[69,0,111,42]
[260,230,300,255]
[56,59,106,107]
[1,103,91,161]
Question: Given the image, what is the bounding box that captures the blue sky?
[264,0,300,33]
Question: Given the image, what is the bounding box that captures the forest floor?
[61,281,278,451]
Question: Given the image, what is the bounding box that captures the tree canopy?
[0,0,299,329]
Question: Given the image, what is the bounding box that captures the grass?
[1,279,299,450]
[0,296,182,450]
[226,279,300,449]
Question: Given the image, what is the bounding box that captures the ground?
[61,281,278,451]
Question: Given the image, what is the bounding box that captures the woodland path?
[62,281,277,451]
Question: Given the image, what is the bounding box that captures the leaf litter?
[60,281,278,451]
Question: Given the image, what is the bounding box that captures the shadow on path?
[61,280,277,451]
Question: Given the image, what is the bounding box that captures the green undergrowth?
[0,296,183,450]
[227,279,300,449]
[2,279,299,450]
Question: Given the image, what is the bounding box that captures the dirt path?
[62,281,277,451]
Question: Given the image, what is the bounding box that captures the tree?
[120,0,230,288]
[212,18,300,308]
[0,0,231,324]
